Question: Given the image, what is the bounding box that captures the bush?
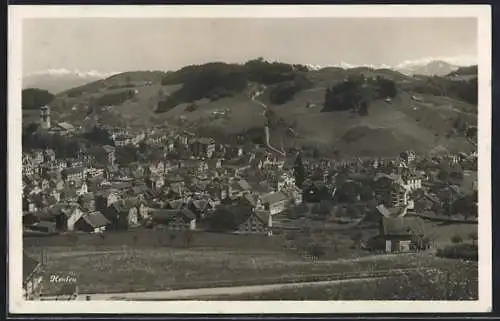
[451,234,463,244]
[307,243,326,259]
[436,244,478,261]
[185,103,199,112]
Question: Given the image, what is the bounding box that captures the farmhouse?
[74,211,110,233]
[108,200,140,229]
[260,191,288,216]
[150,208,197,230]
[235,209,273,236]
[49,122,76,135]
[55,205,84,232]
[379,216,427,253]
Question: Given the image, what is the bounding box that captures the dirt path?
[250,91,286,156]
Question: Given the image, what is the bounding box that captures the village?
[22,104,478,300]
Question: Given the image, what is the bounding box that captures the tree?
[468,232,478,247]
[207,206,246,232]
[22,88,55,109]
[293,152,306,188]
[307,243,326,260]
[345,205,361,219]
[350,230,363,249]
[115,146,139,164]
[358,100,369,116]
[376,76,397,98]
[451,234,463,244]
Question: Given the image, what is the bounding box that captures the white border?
[8,5,492,314]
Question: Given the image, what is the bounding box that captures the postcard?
[8,4,492,314]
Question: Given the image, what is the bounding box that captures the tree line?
[322,75,398,115]
[155,58,310,113]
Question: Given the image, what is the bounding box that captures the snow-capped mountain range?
[22,69,119,94]
[23,56,477,94]
[305,56,477,76]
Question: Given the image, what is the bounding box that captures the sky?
[22,17,478,76]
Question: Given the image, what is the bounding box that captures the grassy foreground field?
[201,261,478,300]
[25,245,476,297]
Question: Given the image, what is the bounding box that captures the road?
[250,91,286,156]
[54,276,390,301]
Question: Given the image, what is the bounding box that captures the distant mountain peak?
[23,69,121,94]
[26,68,118,79]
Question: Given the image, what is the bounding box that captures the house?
[225,145,244,159]
[281,185,303,205]
[146,132,168,145]
[102,145,116,166]
[95,189,121,209]
[275,172,296,191]
[188,199,213,220]
[400,150,416,164]
[43,149,56,162]
[23,196,40,213]
[22,156,34,177]
[241,193,264,210]
[373,174,410,208]
[402,175,422,192]
[165,137,175,152]
[150,208,197,230]
[212,204,273,236]
[149,161,166,176]
[228,179,252,198]
[23,252,43,300]
[190,137,216,159]
[50,122,76,135]
[32,150,45,164]
[375,204,408,219]
[207,158,222,170]
[78,193,96,212]
[65,158,83,169]
[380,216,427,253]
[44,160,67,173]
[260,192,288,216]
[55,205,84,232]
[209,204,270,235]
[76,181,88,196]
[146,175,165,190]
[108,200,140,229]
[182,159,209,174]
[62,167,86,183]
[112,133,133,147]
[74,211,110,233]
[237,210,273,236]
[49,178,65,191]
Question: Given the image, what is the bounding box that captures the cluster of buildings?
[21,106,479,299]
[22,115,309,237]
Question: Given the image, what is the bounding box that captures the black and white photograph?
[8,5,492,314]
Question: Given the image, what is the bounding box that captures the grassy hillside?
[24,62,477,157]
